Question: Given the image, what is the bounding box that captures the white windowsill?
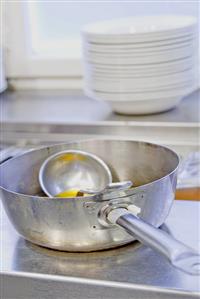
[8,78,83,91]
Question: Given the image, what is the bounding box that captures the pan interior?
[0,140,179,196]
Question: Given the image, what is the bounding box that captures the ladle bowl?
[39,149,132,197]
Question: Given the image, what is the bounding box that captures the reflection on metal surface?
[13,233,180,287]
[1,193,200,295]
[38,149,113,197]
[0,140,178,252]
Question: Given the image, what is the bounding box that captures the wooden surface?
[175,188,200,201]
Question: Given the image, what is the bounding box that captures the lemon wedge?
[56,189,86,198]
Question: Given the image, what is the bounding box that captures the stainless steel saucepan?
[0,139,199,275]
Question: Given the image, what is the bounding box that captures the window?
[3,1,199,89]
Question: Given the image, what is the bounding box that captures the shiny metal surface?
[1,200,200,297]
[39,149,112,197]
[1,120,199,150]
[1,89,199,123]
[0,139,178,251]
[107,208,200,275]
[0,90,199,152]
[81,180,133,195]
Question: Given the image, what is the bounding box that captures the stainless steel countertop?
[1,200,200,295]
[1,90,199,150]
[0,89,199,124]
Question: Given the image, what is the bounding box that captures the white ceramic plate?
[83,30,197,45]
[84,43,194,59]
[85,46,195,65]
[85,68,197,86]
[103,97,182,115]
[85,83,196,101]
[84,37,195,54]
[82,15,197,43]
[85,64,195,79]
[86,73,197,93]
[84,56,195,74]
[85,85,197,115]
[85,68,196,88]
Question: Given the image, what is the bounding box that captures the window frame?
[5,2,82,82]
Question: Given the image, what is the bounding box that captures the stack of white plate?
[82,15,198,114]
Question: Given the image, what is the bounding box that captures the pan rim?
[0,139,179,200]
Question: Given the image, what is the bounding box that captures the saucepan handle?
[107,208,200,275]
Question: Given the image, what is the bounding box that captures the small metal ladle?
[39,149,132,197]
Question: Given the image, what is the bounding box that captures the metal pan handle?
[107,208,200,275]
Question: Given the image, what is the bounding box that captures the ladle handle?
[107,181,133,191]
[81,181,132,195]
[107,208,200,275]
